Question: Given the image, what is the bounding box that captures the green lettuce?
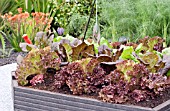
[120,46,138,62]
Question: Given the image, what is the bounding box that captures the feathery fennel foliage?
[99,0,170,46]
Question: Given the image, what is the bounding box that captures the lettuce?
[120,46,138,62]
[16,47,60,86]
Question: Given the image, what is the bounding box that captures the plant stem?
[83,0,96,41]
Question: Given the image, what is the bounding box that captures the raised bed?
[13,80,170,111]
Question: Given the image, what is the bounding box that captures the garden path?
[0,63,17,111]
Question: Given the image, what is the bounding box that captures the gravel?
[0,52,27,66]
[0,63,17,111]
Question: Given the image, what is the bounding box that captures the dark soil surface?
[27,76,170,108]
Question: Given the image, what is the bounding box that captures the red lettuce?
[16,47,60,86]
[54,58,106,94]
[30,74,44,86]
[99,60,167,103]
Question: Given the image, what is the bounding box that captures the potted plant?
[13,80,170,111]
[13,35,170,111]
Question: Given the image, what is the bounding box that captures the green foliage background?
[1,0,170,46]
[99,0,170,46]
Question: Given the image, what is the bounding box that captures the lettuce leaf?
[120,46,138,62]
[162,47,170,56]
[100,37,112,48]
